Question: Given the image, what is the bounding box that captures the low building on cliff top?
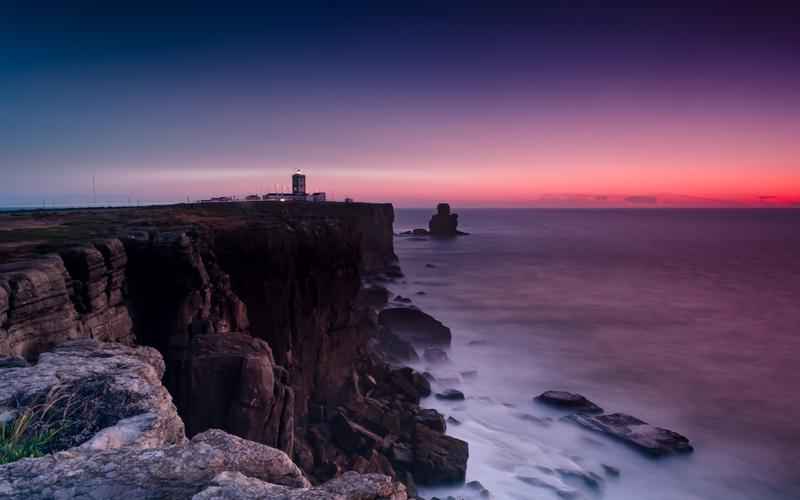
[263,169,326,202]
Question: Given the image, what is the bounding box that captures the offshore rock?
[428,204,464,237]
[435,389,465,401]
[564,412,693,456]
[535,391,603,414]
[0,339,184,452]
[378,308,452,347]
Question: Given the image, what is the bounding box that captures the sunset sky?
[2,3,799,207]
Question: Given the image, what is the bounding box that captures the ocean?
[391,208,800,500]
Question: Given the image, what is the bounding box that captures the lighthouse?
[292,169,306,196]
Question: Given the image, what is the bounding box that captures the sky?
[1,2,799,208]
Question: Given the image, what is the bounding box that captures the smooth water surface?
[391,209,800,500]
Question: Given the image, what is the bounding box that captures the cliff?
[0,201,465,498]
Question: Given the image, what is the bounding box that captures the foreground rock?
[564,412,693,456]
[0,339,184,452]
[378,308,452,346]
[534,391,603,414]
[0,429,310,499]
[194,471,406,500]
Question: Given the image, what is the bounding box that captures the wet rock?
[435,389,465,401]
[412,424,469,484]
[534,391,603,413]
[446,416,462,426]
[517,475,578,499]
[374,327,420,363]
[360,285,391,309]
[415,409,446,433]
[425,263,437,269]
[602,464,621,477]
[415,291,426,296]
[466,340,488,347]
[564,412,693,456]
[460,370,478,379]
[394,295,413,304]
[379,308,452,346]
[423,347,449,364]
[515,413,553,427]
[466,480,492,498]
[377,367,431,402]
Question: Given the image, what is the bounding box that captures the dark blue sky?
[2,3,799,206]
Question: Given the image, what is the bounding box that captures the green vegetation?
[0,390,66,465]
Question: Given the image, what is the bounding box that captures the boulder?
[435,389,465,401]
[412,424,468,484]
[423,347,449,364]
[375,327,419,363]
[0,339,184,453]
[534,391,603,414]
[0,429,310,499]
[378,308,452,346]
[193,470,408,500]
[564,412,693,456]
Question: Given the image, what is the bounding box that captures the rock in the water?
[446,416,462,426]
[515,413,553,427]
[423,347,449,364]
[393,295,413,304]
[378,308,452,346]
[460,370,478,379]
[564,412,693,456]
[412,424,469,484]
[428,204,462,237]
[374,327,420,363]
[466,480,492,498]
[435,389,465,401]
[534,391,603,414]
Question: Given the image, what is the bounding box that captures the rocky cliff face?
[0,202,463,496]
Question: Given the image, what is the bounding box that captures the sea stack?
[428,203,460,236]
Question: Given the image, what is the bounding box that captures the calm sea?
[392,208,800,500]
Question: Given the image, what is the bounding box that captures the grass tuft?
[0,385,67,464]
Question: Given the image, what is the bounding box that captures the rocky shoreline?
[0,202,464,499]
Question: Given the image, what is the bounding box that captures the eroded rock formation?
[0,202,465,496]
